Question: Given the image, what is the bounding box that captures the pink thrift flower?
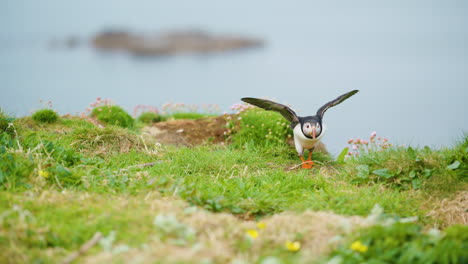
[348,139,354,144]
[371,131,377,138]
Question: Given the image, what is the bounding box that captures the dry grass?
[83,193,366,264]
[427,191,468,228]
[70,127,155,156]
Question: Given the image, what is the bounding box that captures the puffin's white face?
[302,122,321,139]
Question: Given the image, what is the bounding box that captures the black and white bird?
[241,90,359,169]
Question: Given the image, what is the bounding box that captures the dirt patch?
[427,191,468,228]
[142,115,231,146]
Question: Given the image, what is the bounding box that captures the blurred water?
[0,0,467,154]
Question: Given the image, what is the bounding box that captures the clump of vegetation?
[344,132,446,190]
[160,102,220,120]
[137,112,164,124]
[329,222,468,264]
[71,126,148,156]
[134,102,221,121]
[442,134,468,180]
[31,109,59,124]
[0,149,35,190]
[91,105,134,128]
[228,107,292,147]
[169,112,212,120]
[0,110,14,135]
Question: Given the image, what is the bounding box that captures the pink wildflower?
[371,131,377,138]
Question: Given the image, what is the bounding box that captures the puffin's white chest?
[292,123,326,154]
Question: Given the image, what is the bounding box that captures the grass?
[167,112,215,120]
[31,109,59,124]
[91,105,134,128]
[328,222,468,264]
[0,110,466,263]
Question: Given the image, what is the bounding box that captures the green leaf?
[407,147,416,159]
[372,168,394,179]
[356,165,370,178]
[446,161,460,170]
[423,169,432,178]
[412,179,422,189]
[409,170,416,178]
[337,147,349,164]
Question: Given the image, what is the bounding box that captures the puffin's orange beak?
[311,126,316,139]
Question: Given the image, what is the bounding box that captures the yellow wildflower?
[38,170,50,178]
[256,222,266,230]
[350,240,368,253]
[246,229,259,239]
[285,240,301,252]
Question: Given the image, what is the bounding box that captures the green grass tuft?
[168,112,214,120]
[137,112,164,124]
[91,105,134,128]
[31,109,59,124]
[229,108,292,148]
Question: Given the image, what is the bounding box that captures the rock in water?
[92,30,264,56]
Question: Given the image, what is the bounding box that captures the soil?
[142,115,231,146]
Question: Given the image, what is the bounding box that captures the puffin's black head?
[300,116,322,139]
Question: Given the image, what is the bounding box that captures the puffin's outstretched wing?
[241,97,299,124]
[316,90,359,119]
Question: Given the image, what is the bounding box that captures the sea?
[1,0,467,154]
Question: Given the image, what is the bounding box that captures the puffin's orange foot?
[301,161,314,169]
[300,157,315,169]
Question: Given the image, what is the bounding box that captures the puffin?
[241,90,359,169]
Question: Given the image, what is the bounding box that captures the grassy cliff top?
[1,109,467,263]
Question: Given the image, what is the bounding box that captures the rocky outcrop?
[92,30,264,56]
